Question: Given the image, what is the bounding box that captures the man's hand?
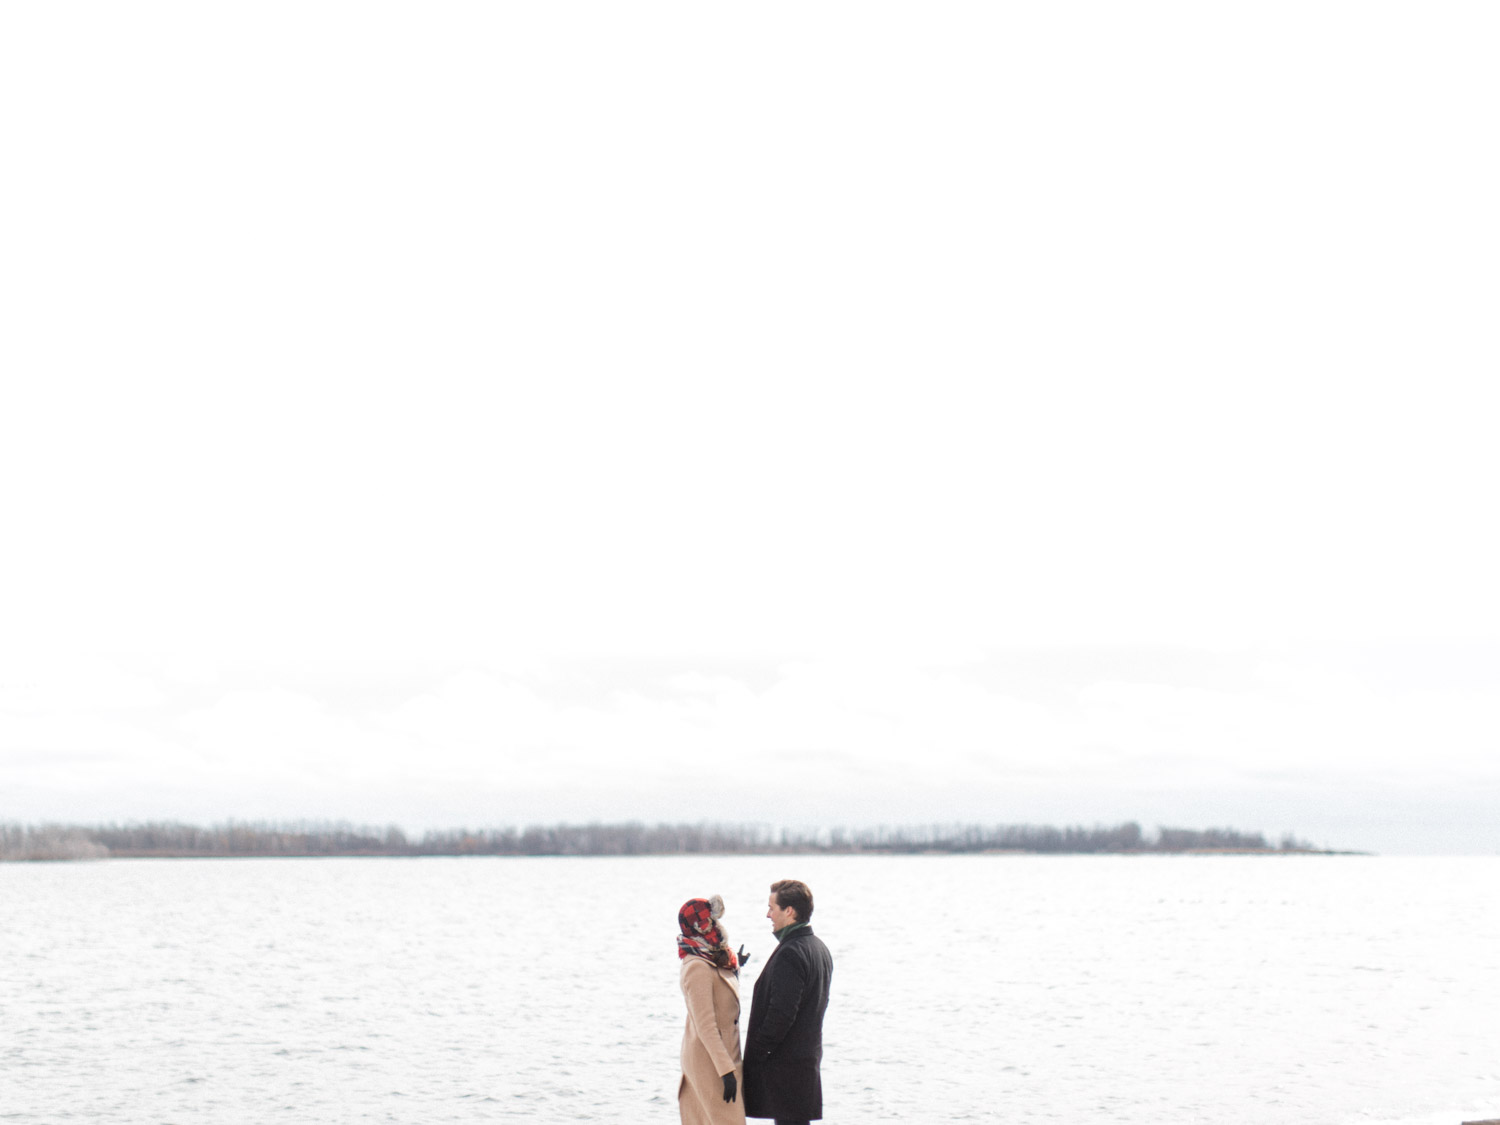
[721,1072,738,1103]
[737,944,752,968]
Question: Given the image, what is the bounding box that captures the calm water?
[2,854,1498,1124]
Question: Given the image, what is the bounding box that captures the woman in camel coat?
[677,895,747,1125]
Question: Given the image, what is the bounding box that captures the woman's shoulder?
[681,956,738,988]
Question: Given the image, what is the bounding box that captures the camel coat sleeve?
[680,957,740,1078]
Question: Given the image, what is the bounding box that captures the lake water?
[2,854,1498,1124]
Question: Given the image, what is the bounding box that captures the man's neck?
[773,920,808,943]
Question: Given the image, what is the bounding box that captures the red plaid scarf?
[677,896,738,973]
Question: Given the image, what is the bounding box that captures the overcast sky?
[3,3,1497,854]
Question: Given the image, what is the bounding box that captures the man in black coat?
[743,879,834,1124]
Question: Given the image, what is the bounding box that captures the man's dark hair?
[771,879,814,924]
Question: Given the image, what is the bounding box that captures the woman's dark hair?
[770,879,814,923]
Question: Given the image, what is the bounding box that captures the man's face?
[766,893,798,931]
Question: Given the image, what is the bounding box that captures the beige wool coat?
[678,956,746,1125]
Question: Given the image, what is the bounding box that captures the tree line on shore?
[0,819,1325,861]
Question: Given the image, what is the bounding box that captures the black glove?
[721,1072,738,1103]
[737,944,751,968]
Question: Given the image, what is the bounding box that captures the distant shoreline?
[1,820,1356,862]
[73,848,1363,860]
[3,849,1365,862]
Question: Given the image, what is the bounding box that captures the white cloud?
[0,711,167,768]
[175,688,413,789]
[7,646,1498,827]
[0,656,165,713]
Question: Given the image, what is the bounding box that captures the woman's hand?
[721,1072,738,1103]
[737,944,751,968]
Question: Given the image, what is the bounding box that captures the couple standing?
[677,879,834,1125]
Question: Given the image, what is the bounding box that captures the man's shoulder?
[784,928,833,965]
